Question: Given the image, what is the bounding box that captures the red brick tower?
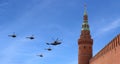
[78,6,93,64]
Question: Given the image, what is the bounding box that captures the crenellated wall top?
[90,34,120,62]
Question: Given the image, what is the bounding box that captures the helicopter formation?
[8,32,62,58]
[37,38,62,57]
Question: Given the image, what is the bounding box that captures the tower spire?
[84,4,87,15]
[82,4,89,31]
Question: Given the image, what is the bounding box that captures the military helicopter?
[8,32,16,38]
[46,38,62,46]
[26,35,34,40]
[37,54,43,57]
[45,48,52,51]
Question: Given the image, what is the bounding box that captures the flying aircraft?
[37,54,43,57]
[46,38,61,46]
[26,35,34,40]
[45,48,52,51]
[8,32,16,38]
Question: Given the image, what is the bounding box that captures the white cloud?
[101,19,120,32]
[93,18,120,38]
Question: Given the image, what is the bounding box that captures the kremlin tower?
[78,6,93,64]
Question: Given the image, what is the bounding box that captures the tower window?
[83,46,86,49]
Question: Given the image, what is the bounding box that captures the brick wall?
[89,34,120,64]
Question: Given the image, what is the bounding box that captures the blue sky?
[0,0,120,64]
